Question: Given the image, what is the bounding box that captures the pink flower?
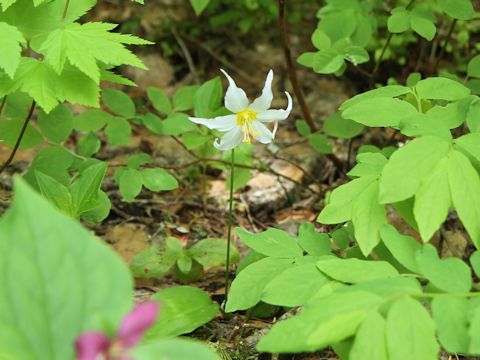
[75,302,160,360]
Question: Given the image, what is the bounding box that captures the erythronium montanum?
[189,69,292,303]
[75,301,160,360]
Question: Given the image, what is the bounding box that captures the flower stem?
[224,149,235,303]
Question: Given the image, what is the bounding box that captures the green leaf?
[71,162,108,214]
[0,119,43,149]
[17,58,59,113]
[311,29,331,50]
[81,190,111,223]
[416,244,472,293]
[343,98,418,127]
[134,338,220,360]
[26,146,74,187]
[351,180,386,255]
[431,296,469,353]
[39,22,150,83]
[130,245,179,279]
[297,222,331,256]
[141,168,178,191]
[348,153,387,178]
[380,224,421,273]
[100,69,137,87]
[340,85,411,111]
[188,238,239,266]
[349,311,387,360]
[386,297,439,360]
[105,117,132,145]
[38,104,73,143]
[0,22,25,78]
[312,48,344,74]
[318,175,377,224]
[414,157,451,241]
[471,251,480,278]
[226,257,294,312]
[127,153,152,169]
[147,286,218,338]
[410,9,436,41]
[448,150,480,247]
[317,258,399,283]
[469,305,480,353]
[56,63,100,108]
[147,87,172,115]
[236,227,303,258]
[257,291,382,353]
[156,113,197,135]
[297,52,316,67]
[468,55,480,78]
[295,120,311,137]
[0,179,132,360]
[190,0,210,15]
[119,168,143,202]
[438,0,473,20]
[467,100,480,132]
[323,112,364,139]
[102,88,136,117]
[35,171,75,217]
[262,262,330,307]
[194,76,222,118]
[415,77,470,101]
[173,85,199,111]
[388,8,410,33]
[75,109,113,132]
[379,136,450,204]
[308,133,332,154]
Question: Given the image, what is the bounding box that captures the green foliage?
[146,286,219,338]
[131,236,239,282]
[0,178,133,359]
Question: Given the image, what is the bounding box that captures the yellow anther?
[236,109,258,143]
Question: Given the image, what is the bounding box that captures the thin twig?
[0,101,36,175]
[182,34,256,85]
[171,26,200,84]
[278,0,344,174]
[371,0,416,83]
[278,0,316,132]
[433,19,457,73]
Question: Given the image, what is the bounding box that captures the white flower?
[189,69,292,151]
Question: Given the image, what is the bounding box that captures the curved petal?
[75,332,110,360]
[214,126,243,151]
[189,115,237,132]
[256,92,293,123]
[251,120,274,144]
[220,69,249,113]
[249,69,274,112]
[117,302,160,348]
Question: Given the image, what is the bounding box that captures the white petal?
[249,69,273,112]
[189,115,237,132]
[214,126,243,151]
[256,92,293,123]
[221,69,249,113]
[251,120,274,144]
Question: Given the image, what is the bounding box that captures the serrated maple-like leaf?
[39,22,152,83]
[0,22,26,78]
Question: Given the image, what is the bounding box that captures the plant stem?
[433,19,457,73]
[371,0,416,84]
[62,0,71,19]
[224,149,235,303]
[0,101,36,175]
[278,0,316,133]
[0,96,7,116]
[278,0,345,174]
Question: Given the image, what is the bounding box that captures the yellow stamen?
[236,109,258,143]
